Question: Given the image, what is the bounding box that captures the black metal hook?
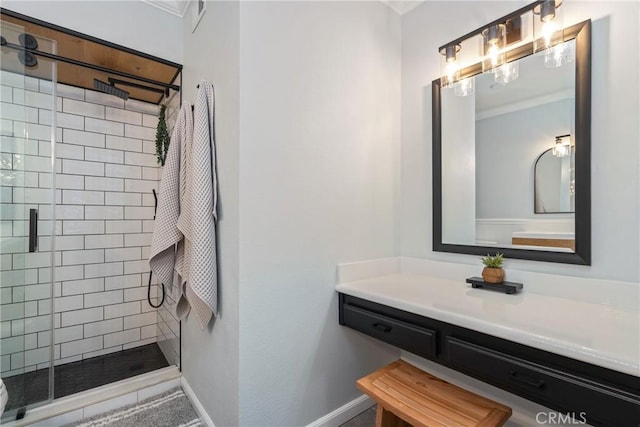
[148,188,165,309]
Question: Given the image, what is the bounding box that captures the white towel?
[149,104,193,293]
[177,81,218,329]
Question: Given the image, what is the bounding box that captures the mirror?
[534,146,575,214]
[433,19,591,265]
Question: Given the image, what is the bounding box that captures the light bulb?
[488,45,500,68]
[533,0,564,54]
[445,60,458,84]
[542,20,559,49]
[441,44,460,88]
[481,24,505,73]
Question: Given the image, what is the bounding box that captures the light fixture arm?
[436,1,547,54]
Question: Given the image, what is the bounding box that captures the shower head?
[93,78,130,100]
[18,33,38,50]
[18,50,38,67]
[12,33,39,68]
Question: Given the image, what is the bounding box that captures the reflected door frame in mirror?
[433,17,591,265]
[534,145,575,214]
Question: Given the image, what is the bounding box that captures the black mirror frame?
[432,19,591,265]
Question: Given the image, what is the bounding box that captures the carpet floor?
[65,387,201,427]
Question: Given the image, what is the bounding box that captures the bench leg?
[375,406,412,427]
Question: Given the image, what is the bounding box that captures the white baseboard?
[181,377,215,427]
[306,394,374,427]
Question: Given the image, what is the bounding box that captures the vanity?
[337,3,638,425]
[336,260,639,427]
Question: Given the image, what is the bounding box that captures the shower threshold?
[3,343,169,413]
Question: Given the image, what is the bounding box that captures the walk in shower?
[0,10,182,421]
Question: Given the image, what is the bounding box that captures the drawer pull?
[372,322,392,333]
[509,370,545,389]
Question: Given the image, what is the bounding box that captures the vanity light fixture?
[552,134,572,157]
[534,0,573,68]
[533,1,565,54]
[437,1,574,92]
[440,44,461,88]
[482,24,506,73]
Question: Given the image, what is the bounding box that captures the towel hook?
[148,189,166,309]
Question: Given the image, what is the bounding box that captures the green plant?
[481,253,504,268]
[155,104,170,166]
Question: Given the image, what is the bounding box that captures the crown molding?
[380,0,424,15]
[141,0,424,18]
[140,0,189,18]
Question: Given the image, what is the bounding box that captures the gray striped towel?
[149,103,192,296]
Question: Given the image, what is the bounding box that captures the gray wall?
[181,3,401,425]
[476,98,573,219]
[237,2,401,425]
[181,2,240,426]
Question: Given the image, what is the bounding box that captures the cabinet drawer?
[342,304,436,358]
[446,337,640,427]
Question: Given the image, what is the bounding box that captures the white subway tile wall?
[0,70,181,376]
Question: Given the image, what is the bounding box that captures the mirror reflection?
[441,40,576,253]
[534,144,575,214]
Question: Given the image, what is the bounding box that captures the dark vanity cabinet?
[339,294,640,427]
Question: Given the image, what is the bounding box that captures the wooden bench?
[357,360,512,427]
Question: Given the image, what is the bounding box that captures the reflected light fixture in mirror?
[454,77,474,96]
[495,61,519,84]
[440,44,461,88]
[545,41,574,68]
[552,134,572,157]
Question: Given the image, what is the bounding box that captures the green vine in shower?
[156,104,170,166]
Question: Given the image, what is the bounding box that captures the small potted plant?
[481,253,505,284]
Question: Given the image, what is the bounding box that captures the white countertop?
[336,272,640,377]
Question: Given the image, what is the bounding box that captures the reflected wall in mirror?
[433,14,591,265]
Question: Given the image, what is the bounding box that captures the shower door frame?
[0,9,182,97]
[0,20,58,419]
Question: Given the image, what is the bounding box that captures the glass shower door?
[0,20,57,420]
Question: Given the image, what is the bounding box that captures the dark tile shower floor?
[3,343,169,413]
